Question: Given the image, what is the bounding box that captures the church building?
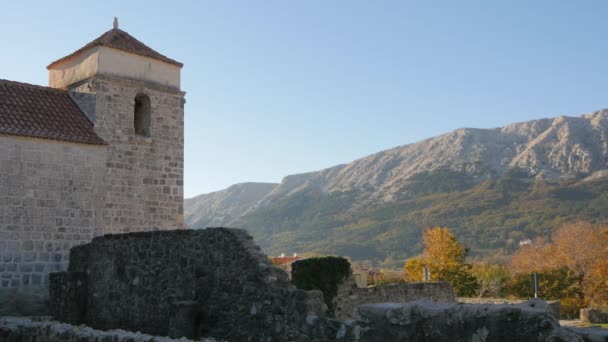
[0,20,185,288]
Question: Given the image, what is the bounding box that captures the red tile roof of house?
[0,79,107,145]
[270,256,304,266]
[47,28,183,69]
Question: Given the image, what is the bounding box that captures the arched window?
[134,94,151,137]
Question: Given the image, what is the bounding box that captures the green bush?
[291,257,351,317]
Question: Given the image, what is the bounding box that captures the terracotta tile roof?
[47,28,183,69]
[0,79,107,145]
[270,256,304,266]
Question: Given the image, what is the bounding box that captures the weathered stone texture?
[0,317,217,342]
[5,302,608,342]
[48,272,87,324]
[69,75,184,233]
[333,277,456,319]
[580,308,608,323]
[459,297,561,319]
[304,299,598,342]
[50,228,326,341]
[0,136,105,288]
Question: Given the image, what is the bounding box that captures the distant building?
[270,253,305,276]
[519,239,533,246]
[352,266,380,288]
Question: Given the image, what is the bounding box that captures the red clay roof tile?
[0,79,107,145]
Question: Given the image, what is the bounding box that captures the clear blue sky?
[3,1,608,197]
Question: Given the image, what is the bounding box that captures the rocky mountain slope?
[186,109,608,265]
[184,182,277,227]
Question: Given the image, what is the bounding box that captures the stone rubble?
[303,299,608,342]
[0,317,217,342]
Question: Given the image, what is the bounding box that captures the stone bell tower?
[47,19,185,235]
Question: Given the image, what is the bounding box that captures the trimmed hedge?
[291,257,351,316]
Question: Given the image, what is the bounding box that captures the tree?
[584,227,608,309]
[472,261,510,298]
[506,268,583,318]
[404,227,478,296]
[509,222,608,312]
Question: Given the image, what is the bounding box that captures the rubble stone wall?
[5,300,607,342]
[50,228,326,341]
[304,299,600,342]
[0,317,216,342]
[580,308,608,323]
[333,278,456,319]
[459,297,561,319]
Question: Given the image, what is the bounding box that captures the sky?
[3,1,608,197]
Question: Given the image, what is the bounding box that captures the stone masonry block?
[49,271,87,324]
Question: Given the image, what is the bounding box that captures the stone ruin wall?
[70,75,185,234]
[6,300,606,342]
[459,297,561,319]
[50,228,326,341]
[303,299,605,342]
[333,276,456,319]
[580,308,608,323]
[0,317,216,342]
[0,136,105,288]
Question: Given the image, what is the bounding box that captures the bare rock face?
[184,182,278,227]
[279,110,608,203]
[186,109,608,227]
[304,299,605,342]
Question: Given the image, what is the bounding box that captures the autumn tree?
[506,268,583,318]
[509,222,608,312]
[582,226,608,308]
[472,261,511,298]
[404,227,478,296]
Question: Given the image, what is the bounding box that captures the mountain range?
[185,109,608,267]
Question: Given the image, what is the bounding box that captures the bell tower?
[47,19,185,234]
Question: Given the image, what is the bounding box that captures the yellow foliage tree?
[403,227,478,296]
[403,256,426,282]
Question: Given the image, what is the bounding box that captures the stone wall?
[459,297,561,319]
[333,277,456,319]
[0,136,105,288]
[580,308,608,323]
[69,75,185,234]
[0,317,216,342]
[50,228,326,341]
[5,301,608,342]
[304,299,602,342]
